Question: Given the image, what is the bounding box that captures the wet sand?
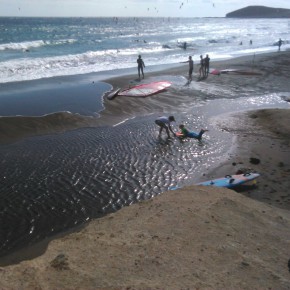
[101,50,290,122]
[1,51,289,143]
[1,51,290,288]
[102,51,290,212]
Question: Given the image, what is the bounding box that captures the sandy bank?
[209,108,290,211]
[1,184,290,289]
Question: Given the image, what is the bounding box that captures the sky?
[1,0,290,18]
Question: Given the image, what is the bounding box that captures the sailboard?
[118,81,171,97]
[107,81,171,99]
[169,173,260,191]
[209,68,221,75]
[196,173,260,188]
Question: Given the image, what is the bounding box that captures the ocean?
[0,17,290,258]
[1,17,290,84]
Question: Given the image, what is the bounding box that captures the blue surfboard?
[196,173,260,189]
[169,173,260,190]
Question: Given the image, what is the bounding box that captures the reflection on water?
[0,113,229,256]
[0,81,111,117]
[1,90,288,257]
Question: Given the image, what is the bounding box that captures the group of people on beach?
[180,54,210,81]
[138,35,284,81]
[137,35,283,141]
[137,53,210,82]
[136,54,209,140]
[155,115,208,141]
[200,54,210,78]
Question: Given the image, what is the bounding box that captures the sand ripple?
[0,114,228,256]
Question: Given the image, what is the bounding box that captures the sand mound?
[1,186,290,289]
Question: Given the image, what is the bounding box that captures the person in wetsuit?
[137,55,145,79]
[199,55,205,78]
[204,54,210,76]
[278,38,282,51]
[180,55,194,81]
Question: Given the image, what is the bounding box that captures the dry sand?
[1,52,290,289]
[1,186,290,289]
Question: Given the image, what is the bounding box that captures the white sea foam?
[0,39,76,52]
[0,17,289,83]
[0,40,46,51]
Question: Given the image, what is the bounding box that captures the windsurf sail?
[118,81,171,97]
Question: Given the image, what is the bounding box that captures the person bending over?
[155,116,175,138]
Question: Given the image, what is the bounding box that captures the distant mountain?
[226,6,290,18]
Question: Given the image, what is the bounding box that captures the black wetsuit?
[137,57,145,78]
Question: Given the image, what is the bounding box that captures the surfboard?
[196,173,260,188]
[118,81,171,97]
[169,173,260,191]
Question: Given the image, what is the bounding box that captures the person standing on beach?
[137,55,145,80]
[204,54,210,76]
[199,55,205,78]
[278,38,282,51]
[180,55,194,81]
[155,116,175,138]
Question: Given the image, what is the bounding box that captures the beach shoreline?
[0,50,289,145]
[0,50,290,286]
